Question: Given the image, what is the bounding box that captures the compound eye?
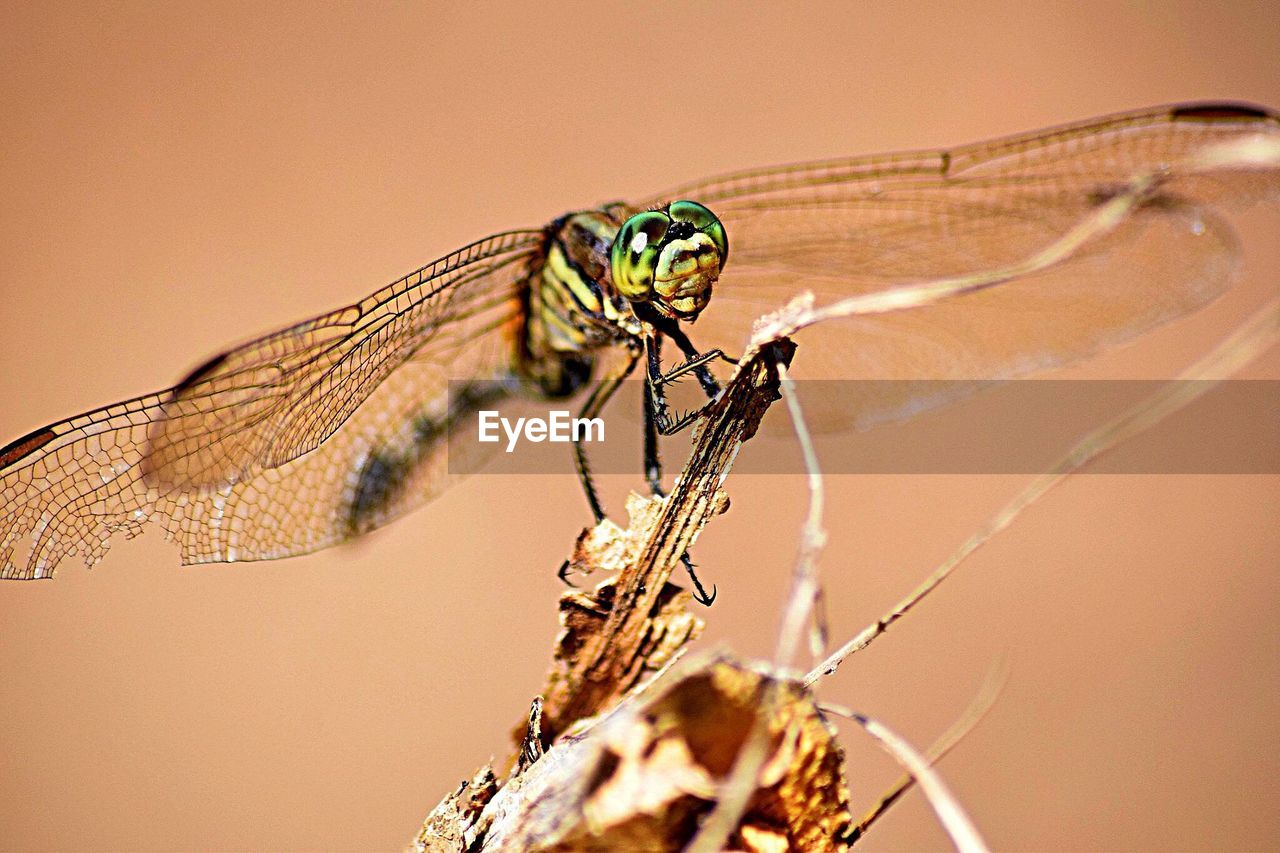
[610,210,670,300]
[668,200,728,269]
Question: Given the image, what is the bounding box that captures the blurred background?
[1,2,1276,849]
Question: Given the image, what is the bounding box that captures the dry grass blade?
[687,358,830,853]
[849,657,1010,842]
[773,360,828,669]
[807,297,1280,685]
[822,703,991,853]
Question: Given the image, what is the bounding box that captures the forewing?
[654,104,1280,427]
[145,230,541,488]
[0,231,542,579]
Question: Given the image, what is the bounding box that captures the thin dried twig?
[848,657,1010,842]
[807,297,1280,686]
[686,357,831,853]
[774,361,829,670]
[822,702,991,853]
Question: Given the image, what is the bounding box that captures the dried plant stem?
[848,657,1009,842]
[822,702,991,853]
[687,358,830,853]
[806,297,1280,686]
[774,361,829,669]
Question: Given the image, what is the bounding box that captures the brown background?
[1,2,1277,850]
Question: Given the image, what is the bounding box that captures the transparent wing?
[0,230,543,579]
[652,103,1280,428]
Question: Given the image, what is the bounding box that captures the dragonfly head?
[610,200,728,321]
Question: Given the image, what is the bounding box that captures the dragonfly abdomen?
[344,379,514,537]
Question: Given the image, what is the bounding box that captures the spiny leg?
[656,349,725,389]
[678,554,717,606]
[643,364,664,497]
[634,302,730,399]
[644,332,685,435]
[642,331,717,606]
[642,332,730,485]
[646,333,718,436]
[661,321,731,397]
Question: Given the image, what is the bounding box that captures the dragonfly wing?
[0,230,542,579]
[653,103,1280,215]
[145,230,541,488]
[714,204,1241,432]
[658,103,1280,429]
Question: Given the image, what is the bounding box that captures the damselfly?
[2,102,1277,590]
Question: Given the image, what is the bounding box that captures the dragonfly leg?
[655,349,725,389]
[643,368,665,496]
[680,554,717,606]
[573,345,641,522]
[659,321,725,398]
[635,305,727,399]
[645,334,710,436]
[640,333,717,606]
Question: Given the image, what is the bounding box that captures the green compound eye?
[610,210,671,300]
[668,200,728,268]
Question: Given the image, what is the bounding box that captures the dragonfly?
[2,102,1277,594]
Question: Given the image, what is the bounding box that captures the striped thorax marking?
[531,208,639,357]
